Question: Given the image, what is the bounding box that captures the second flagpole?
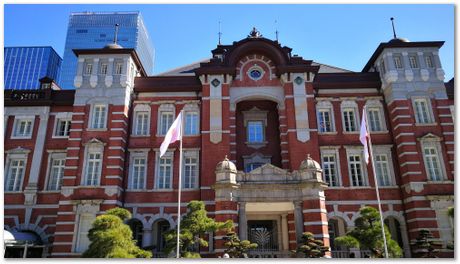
[176,110,184,258]
[364,106,389,258]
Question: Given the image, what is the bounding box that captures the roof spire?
[218,20,222,45]
[275,20,279,42]
[113,23,120,45]
[390,17,397,39]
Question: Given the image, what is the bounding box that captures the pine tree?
[223,231,257,258]
[163,200,233,258]
[334,206,402,258]
[82,208,152,258]
[413,229,440,258]
[296,232,329,258]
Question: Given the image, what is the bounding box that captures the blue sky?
[4,4,454,79]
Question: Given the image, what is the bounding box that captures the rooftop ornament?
[248,27,263,38]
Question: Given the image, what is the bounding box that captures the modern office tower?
[59,11,154,88]
[4,46,62,90]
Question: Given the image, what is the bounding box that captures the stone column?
[105,58,114,87]
[142,228,153,248]
[238,202,247,240]
[294,201,304,242]
[90,58,99,87]
[74,58,85,88]
[281,214,289,250]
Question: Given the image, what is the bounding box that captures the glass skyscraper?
[4,46,62,90]
[59,11,155,89]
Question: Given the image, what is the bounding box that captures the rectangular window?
[85,152,102,186]
[414,99,432,124]
[5,159,25,191]
[135,112,149,136]
[84,63,93,75]
[375,154,391,186]
[394,56,403,68]
[130,157,146,189]
[368,109,382,132]
[322,154,339,187]
[185,112,199,135]
[55,119,71,137]
[247,121,264,143]
[47,158,65,190]
[184,157,198,189]
[14,119,33,138]
[91,105,107,129]
[425,56,434,68]
[409,56,418,68]
[318,110,332,132]
[159,112,174,135]
[115,63,123,75]
[76,214,95,253]
[349,155,365,186]
[343,109,356,132]
[423,145,442,181]
[157,156,172,189]
[100,63,108,75]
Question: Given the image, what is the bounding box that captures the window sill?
[39,190,61,193]
[415,122,438,127]
[318,132,337,135]
[52,136,70,139]
[11,136,33,140]
[183,134,201,137]
[4,191,23,194]
[370,130,389,134]
[343,131,359,134]
[87,128,108,132]
[131,134,151,138]
[426,180,453,184]
[245,141,268,149]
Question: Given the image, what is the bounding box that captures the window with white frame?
[76,214,95,253]
[84,63,93,75]
[347,150,366,187]
[243,153,271,172]
[365,100,386,132]
[115,63,123,75]
[409,56,418,68]
[47,156,65,190]
[135,112,149,136]
[343,109,357,132]
[425,56,434,68]
[158,105,175,136]
[100,63,108,75]
[317,101,335,133]
[242,107,268,147]
[55,118,71,137]
[156,152,173,189]
[374,154,392,186]
[421,141,444,181]
[84,151,102,186]
[13,118,33,138]
[183,151,199,189]
[185,112,199,135]
[413,98,433,124]
[91,104,107,129]
[129,155,147,190]
[5,158,26,191]
[321,153,339,187]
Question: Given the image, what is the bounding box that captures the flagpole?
[176,110,184,258]
[364,105,389,258]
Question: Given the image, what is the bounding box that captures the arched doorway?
[384,217,403,248]
[328,217,347,250]
[127,219,144,248]
[3,230,45,258]
[152,219,170,257]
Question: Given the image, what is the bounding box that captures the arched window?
[127,219,144,247]
[384,217,403,248]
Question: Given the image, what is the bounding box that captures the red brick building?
[3,28,454,258]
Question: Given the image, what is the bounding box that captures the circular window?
[247,65,264,81]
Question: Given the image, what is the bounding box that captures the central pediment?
[237,163,296,183]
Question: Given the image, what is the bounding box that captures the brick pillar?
[303,197,330,257]
[214,200,238,256]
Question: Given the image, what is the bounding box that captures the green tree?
[413,229,440,258]
[223,231,257,258]
[82,208,152,258]
[295,232,329,258]
[164,200,233,258]
[334,206,402,258]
